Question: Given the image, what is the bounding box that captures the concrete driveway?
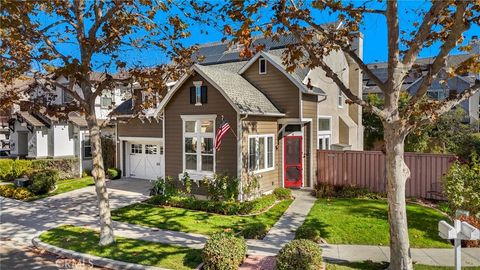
[0,178,151,246]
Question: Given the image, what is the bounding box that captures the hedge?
[0,158,80,181]
[146,193,279,216]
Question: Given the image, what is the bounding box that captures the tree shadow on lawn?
[341,199,450,247]
[41,225,202,269]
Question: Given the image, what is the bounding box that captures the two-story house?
[363,36,480,126]
[6,72,128,174]
[113,32,364,196]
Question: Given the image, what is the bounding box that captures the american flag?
[215,119,231,151]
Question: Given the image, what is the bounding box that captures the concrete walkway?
[3,182,480,267]
[262,189,316,246]
[0,178,150,245]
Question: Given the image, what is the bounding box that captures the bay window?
[182,115,215,175]
[248,134,274,173]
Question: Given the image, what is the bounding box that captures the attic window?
[190,81,207,105]
[259,58,267,75]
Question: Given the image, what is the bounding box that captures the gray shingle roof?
[111,98,133,116]
[195,64,283,115]
[363,54,475,94]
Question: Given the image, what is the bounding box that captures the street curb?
[32,237,171,270]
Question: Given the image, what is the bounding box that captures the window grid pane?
[258,137,265,170]
[249,138,256,171]
[131,144,142,154]
[267,137,273,168]
[318,118,330,131]
[145,144,158,155]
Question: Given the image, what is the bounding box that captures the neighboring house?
[363,37,480,125]
[6,72,128,174]
[114,31,364,197]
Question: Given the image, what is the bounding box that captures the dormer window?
[259,58,267,74]
[190,81,207,106]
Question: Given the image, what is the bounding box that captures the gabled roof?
[363,54,475,94]
[238,51,326,95]
[157,64,284,117]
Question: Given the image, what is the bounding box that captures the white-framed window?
[83,135,92,158]
[248,134,275,173]
[182,115,216,174]
[193,81,203,106]
[317,116,332,150]
[145,144,158,155]
[259,58,267,74]
[338,89,343,108]
[131,144,142,154]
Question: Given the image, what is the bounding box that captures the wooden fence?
[316,150,456,200]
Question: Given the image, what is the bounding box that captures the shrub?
[273,187,292,200]
[442,156,480,215]
[242,175,260,199]
[207,174,239,201]
[313,182,382,199]
[31,158,80,179]
[12,187,33,200]
[12,160,32,179]
[239,222,268,239]
[335,185,370,198]
[82,169,92,177]
[313,182,335,198]
[295,226,321,243]
[145,193,278,216]
[276,239,322,270]
[239,194,277,214]
[181,172,193,195]
[150,176,177,197]
[202,232,246,270]
[0,184,15,198]
[458,215,480,248]
[0,159,14,180]
[28,169,59,195]
[106,168,121,180]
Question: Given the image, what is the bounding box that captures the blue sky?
[38,1,479,70]
[114,1,479,67]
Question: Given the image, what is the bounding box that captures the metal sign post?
[438,219,480,270]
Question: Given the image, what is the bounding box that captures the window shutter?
[189,87,196,104]
[201,86,208,104]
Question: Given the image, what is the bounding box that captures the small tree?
[0,0,203,245]
[220,1,480,269]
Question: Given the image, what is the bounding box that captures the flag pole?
[220,114,237,138]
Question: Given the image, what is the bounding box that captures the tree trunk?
[86,114,115,246]
[384,125,413,270]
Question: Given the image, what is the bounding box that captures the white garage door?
[128,143,163,180]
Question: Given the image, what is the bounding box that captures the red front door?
[284,136,302,188]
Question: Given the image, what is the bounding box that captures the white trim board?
[119,136,163,142]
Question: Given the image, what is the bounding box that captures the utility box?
[14,177,30,188]
[330,144,351,151]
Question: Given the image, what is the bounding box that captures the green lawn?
[300,198,451,248]
[28,177,94,201]
[327,261,480,270]
[112,199,292,237]
[39,225,202,270]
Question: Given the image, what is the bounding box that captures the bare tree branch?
[316,0,386,15]
[407,2,469,108]
[401,1,450,68]
[410,80,480,130]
